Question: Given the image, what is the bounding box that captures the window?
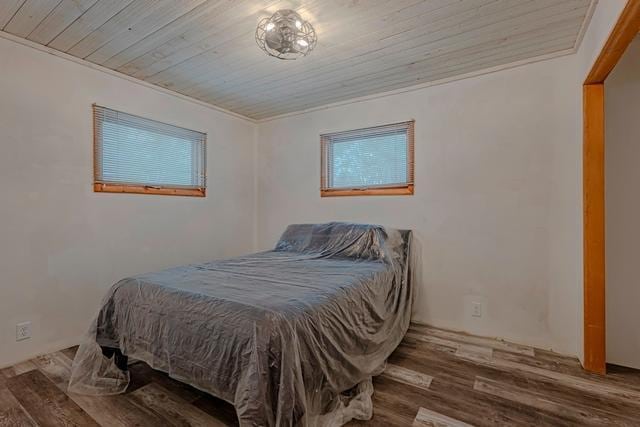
[93,105,206,197]
[320,120,414,197]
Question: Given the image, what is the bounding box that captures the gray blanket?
[69,223,413,426]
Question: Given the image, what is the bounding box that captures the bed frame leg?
[101,346,129,371]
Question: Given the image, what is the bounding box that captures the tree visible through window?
[93,105,206,197]
[321,121,414,196]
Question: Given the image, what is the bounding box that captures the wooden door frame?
[583,0,640,374]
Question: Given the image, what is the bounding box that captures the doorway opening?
[583,0,640,374]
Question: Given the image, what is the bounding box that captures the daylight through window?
[93,105,206,197]
[320,120,414,196]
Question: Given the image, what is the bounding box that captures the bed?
[68,222,413,426]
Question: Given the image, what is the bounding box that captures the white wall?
[0,0,627,367]
[257,55,580,354]
[255,0,627,356]
[606,36,640,369]
[0,36,257,368]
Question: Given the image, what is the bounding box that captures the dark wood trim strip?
[321,184,414,197]
[94,183,206,197]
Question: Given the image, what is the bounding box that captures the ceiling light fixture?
[255,10,317,60]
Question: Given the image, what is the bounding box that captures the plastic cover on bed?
[68,222,413,426]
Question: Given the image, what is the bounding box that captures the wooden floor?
[2,324,640,426]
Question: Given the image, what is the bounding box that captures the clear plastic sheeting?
[68,223,413,426]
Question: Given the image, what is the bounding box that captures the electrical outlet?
[471,302,482,318]
[16,321,31,341]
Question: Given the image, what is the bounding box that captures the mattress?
[68,223,413,426]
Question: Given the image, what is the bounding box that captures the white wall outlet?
[16,321,31,341]
[471,302,482,318]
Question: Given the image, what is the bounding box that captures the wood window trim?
[92,104,206,198]
[93,183,205,197]
[320,120,415,197]
[321,184,414,197]
[582,0,640,374]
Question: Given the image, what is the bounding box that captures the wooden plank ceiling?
[0,0,595,120]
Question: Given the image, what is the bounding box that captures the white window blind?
[321,121,414,192]
[94,105,206,191]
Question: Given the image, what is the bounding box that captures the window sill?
[94,183,206,197]
[320,185,413,197]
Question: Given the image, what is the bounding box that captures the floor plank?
[392,340,640,422]
[409,324,535,356]
[349,389,418,426]
[413,406,475,427]
[473,376,638,426]
[130,382,225,426]
[1,361,37,379]
[5,370,99,427]
[382,364,433,391]
[191,394,239,427]
[0,386,37,427]
[3,324,640,426]
[375,374,571,427]
[605,363,640,392]
[461,350,640,405]
[126,361,206,403]
[33,351,168,427]
[32,352,73,388]
[59,346,79,362]
[76,393,170,427]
